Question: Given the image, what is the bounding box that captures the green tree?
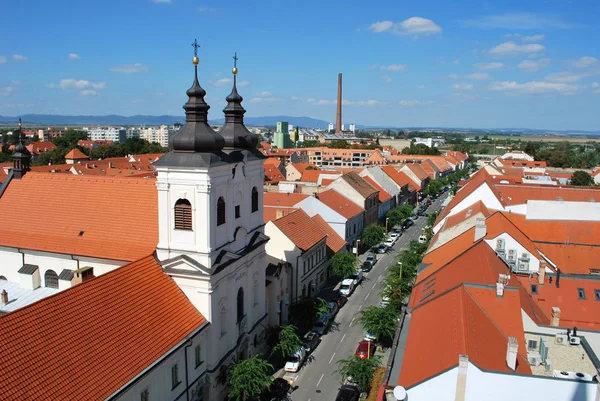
[571,170,595,186]
[360,306,399,341]
[361,224,386,248]
[336,355,382,393]
[53,129,88,148]
[314,297,330,319]
[330,251,358,277]
[271,325,302,358]
[328,140,350,149]
[228,355,273,401]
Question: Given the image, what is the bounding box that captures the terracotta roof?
[381,166,410,188]
[300,169,343,183]
[263,192,309,207]
[362,176,392,202]
[290,162,318,174]
[321,178,335,186]
[387,155,453,172]
[399,171,421,191]
[272,209,327,252]
[446,150,468,162]
[340,172,378,199]
[316,189,364,219]
[403,163,429,181]
[400,284,530,389]
[535,243,600,275]
[311,214,347,253]
[0,254,206,400]
[26,142,57,155]
[264,157,282,168]
[496,158,547,168]
[443,200,491,230]
[64,148,89,160]
[517,274,600,330]
[494,184,600,206]
[264,166,286,183]
[264,206,298,224]
[0,173,158,261]
[505,213,600,245]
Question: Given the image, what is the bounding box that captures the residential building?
[273,121,293,149]
[362,175,393,221]
[140,125,171,147]
[359,166,402,206]
[64,148,89,164]
[328,171,379,227]
[285,162,318,181]
[85,126,127,143]
[380,165,416,205]
[399,163,430,192]
[306,147,385,168]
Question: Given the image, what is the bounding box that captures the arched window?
[217,197,226,226]
[44,270,59,289]
[174,199,192,230]
[251,187,259,213]
[220,306,227,336]
[237,287,244,323]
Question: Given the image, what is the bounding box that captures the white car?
[339,278,355,296]
[384,238,395,248]
[284,346,307,372]
[388,232,400,242]
[349,269,364,286]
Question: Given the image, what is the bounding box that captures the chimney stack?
[551,307,561,327]
[538,260,546,285]
[454,355,469,401]
[556,267,561,288]
[474,217,486,242]
[506,336,518,371]
[1,289,8,305]
[336,73,342,133]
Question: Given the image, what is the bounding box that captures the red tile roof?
[495,184,600,206]
[264,206,298,224]
[264,166,286,183]
[272,209,327,251]
[301,169,343,183]
[263,191,309,207]
[381,166,411,188]
[0,173,158,260]
[535,243,600,275]
[446,150,468,162]
[316,189,364,219]
[403,163,429,181]
[362,176,392,202]
[264,157,282,168]
[64,148,89,160]
[443,200,491,230]
[504,213,600,245]
[0,254,206,400]
[26,141,57,155]
[290,162,318,174]
[311,214,347,253]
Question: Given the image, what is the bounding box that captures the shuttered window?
[251,187,259,213]
[217,197,226,226]
[174,199,192,230]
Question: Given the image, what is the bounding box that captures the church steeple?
[12,118,31,179]
[169,39,224,153]
[219,53,258,150]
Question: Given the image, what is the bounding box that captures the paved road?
[289,196,446,401]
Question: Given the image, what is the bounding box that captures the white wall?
[484,235,539,274]
[295,197,347,240]
[329,179,364,209]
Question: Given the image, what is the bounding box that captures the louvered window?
[217,197,226,226]
[44,270,59,289]
[251,187,259,213]
[174,199,192,230]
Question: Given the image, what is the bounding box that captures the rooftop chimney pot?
[1,289,8,305]
[551,307,561,327]
[506,336,518,371]
[538,260,546,285]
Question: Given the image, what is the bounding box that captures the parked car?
[364,330,377,342]
[303,331,320,353]
[402,218,414,229]
[362,260,374,272]
[384,238,395,248]
[355,340,376,359]
[328,301,340,317]
[349,269,363,286]
[339,278,355,296]
[388,232,400,242]
[312,314,331,335]
[335,385,361,401]
[366,254,378,265]
[284,346,306,372]
[377,244,388,254]
[418,235,428,244]
[333,294,348,308]
[393,228,403,235]
[379,296,390,308]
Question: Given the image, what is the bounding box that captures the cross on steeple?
[191,39,200,57]
[233,52,238,68]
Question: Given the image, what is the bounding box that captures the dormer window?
[217,197,226,226]
[174,199,192,230]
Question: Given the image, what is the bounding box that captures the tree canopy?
[336,354,382,393]
[360,306,399,341]
[330,251,358,278]
[228,355,273,401]
[361,224,386,248]
[386,205,414,228]
[571,170,595,186]
[271,325,302,358]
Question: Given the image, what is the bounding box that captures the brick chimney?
[538,260,546,285]
[474,217,486,242]
[506,336,518,371]
[336,73,342,133]
[1,289,8,305]
[551,307,561,327]
[496,282,504,298]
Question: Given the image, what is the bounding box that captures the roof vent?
[556,196,563,201]
[1,289,8,305]
[590,198,595,202]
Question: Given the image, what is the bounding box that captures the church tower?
[154,42,268,401]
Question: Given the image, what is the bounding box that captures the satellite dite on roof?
[393,386,407,400]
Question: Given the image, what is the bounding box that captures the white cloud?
[80,90,97,96]
[257,91,271,96]
[448,74,461,79]
[545,71,593,83]
[381,75,392,83]
[68,53,81,60]
[291,96,300,101]
[522,34,544,42]
[489,80,580,95]
[307,98,315,103]
[213,78,232,87]
[592,82,600,88]
[0,85,14,96]
[518,58,551,72]
[380,64,406,71]
[368,17,441,36]
[398,100,431,107]
[567,56,598,68]
[462,13,581,30]
[250,97,279,103]
[109,63,149,74]
[466,73,491,80]
[369,21,394,33]
[452,84,474,90]
[489,41,545,56]
[47,79,106,90]
[0,56,7,64]
[237,80,250,87]
[475,62,504,70]
[418,85,425,89]
[13,54,28,61]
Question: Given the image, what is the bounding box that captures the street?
[288,195,446,401]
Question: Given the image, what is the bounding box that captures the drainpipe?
[70,254,81,270]
[184,338,193,401]
[17,248,25,266]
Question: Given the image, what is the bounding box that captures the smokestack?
[336,73,342,133]
[1,289,8,305]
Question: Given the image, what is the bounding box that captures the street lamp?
[355,239,361,270]
[386,217,389,232]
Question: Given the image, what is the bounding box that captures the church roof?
[0,173,158,261]
[64,148,88,160]
[0,254,207,400]
[272,209,327,252]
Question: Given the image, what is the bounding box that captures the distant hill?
[0,114,330,128]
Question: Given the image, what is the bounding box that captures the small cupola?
[12,118,31,179]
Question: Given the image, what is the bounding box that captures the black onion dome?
[170,66,224,152]
[219,75,258,150]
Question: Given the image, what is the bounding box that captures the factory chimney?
[336,73,342,133]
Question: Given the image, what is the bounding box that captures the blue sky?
[1,0,599,130]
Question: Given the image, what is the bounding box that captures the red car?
[355,340,376,359]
